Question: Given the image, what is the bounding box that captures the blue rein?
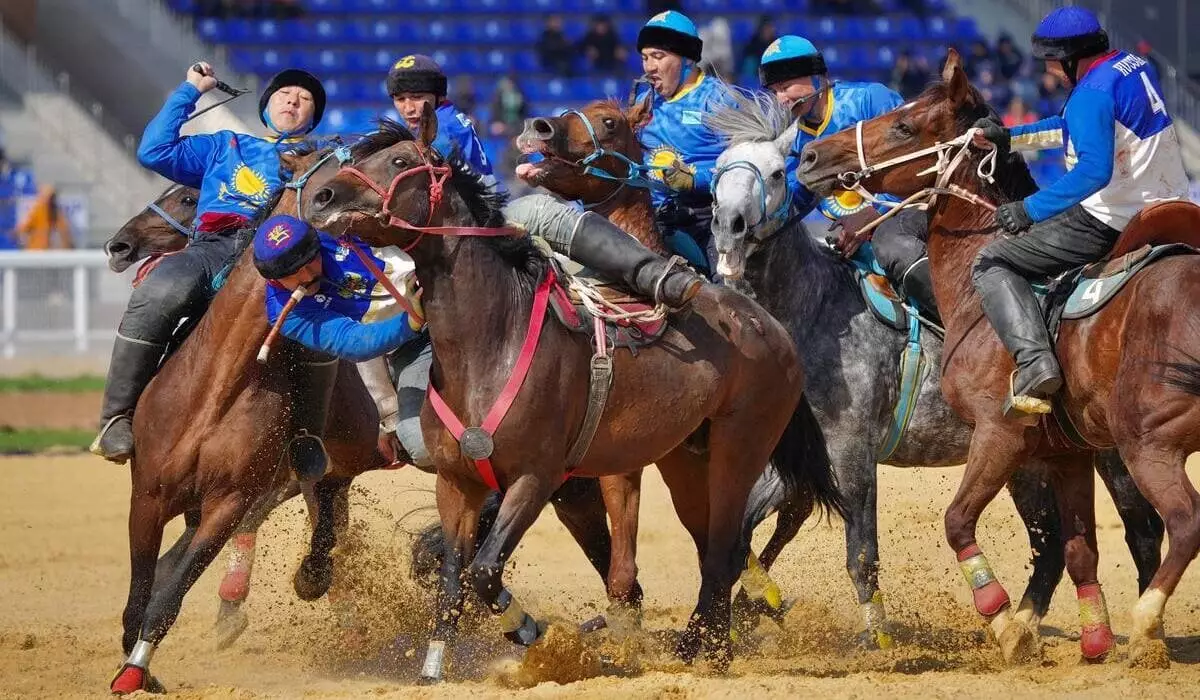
[147,201,193,238]
[560,109,673,195]
[710,159,793,230]
[285,144,353,219]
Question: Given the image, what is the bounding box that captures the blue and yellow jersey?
[433,101,504,194]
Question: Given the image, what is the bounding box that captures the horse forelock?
[706,88,792,146]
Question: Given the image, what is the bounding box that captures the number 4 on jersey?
[1141,72,1167,115]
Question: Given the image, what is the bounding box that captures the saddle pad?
[1061,243,1197,319]
[547,265,668,352]
[859,273,909,332]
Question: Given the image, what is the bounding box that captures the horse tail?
[1156,351,1200,397]
[768,395,845,521]
[410,491,503,581]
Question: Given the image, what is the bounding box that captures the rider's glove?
[994,200,1034,234]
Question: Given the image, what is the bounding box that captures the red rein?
[334,156,543,492]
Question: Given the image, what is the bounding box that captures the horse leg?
[944,426,1040,665]
[419,474,487,684]
[599,472,644,626]
[1046,453,1112,661]
[730,463,798,633]
[1005,461,1063,630]
[467,474,557,647]
[154,509,198,590]
[834,449,890,650]
[213,478,300,650]
[1093,449,1163,594]
[294,477,351,601]
[655,448,713,662]
[120,495,167,658]
[1115,442,1200,669]
[111,494,251,694]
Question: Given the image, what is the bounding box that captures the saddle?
[544,257,669,354]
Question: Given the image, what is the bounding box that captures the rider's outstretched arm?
[280,305,421,362]
[1021,89,1116,222]
[136,82,221,186]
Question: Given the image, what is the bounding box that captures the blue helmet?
[1031,6,1108,63]
[758,35,827,87]
[637,11,703,63]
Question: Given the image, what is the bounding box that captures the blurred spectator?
[538,16,574,77]
[579,15,628,74]
[16,185,73,250]
[739,16,777,85]
[645,0,684,15]
[196,0,302,18]
[489,75,528,138]
[1002,96,1036,128]
[699,18,734,79]
[451,76,478,120]
[814,0,880,14]
[1136,40,1162,81]
[994,34,1024,81]
[896,0,928,18]
[976,67,1011,111]
[964,39,993,80]
[1035,71,1067,117]
[891,50,931,99]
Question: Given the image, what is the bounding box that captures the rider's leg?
[391,335,434,468]
[504,194,704,307]
[872,208,940,324]
[288,355,337,481]
[971,205,1120,417]
[356,353,412,465]
[92,234,237,463]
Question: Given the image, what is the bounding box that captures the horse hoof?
[997,619,1040,665]
[1128,638,1171,669]
[675,629,702,665]
[856,627,896,651]
[293,555,333,601]
[1080,623,1114,662]
[213,607,250,650]
[704,645,732,674]
[110,664,165,695]
[416,674,441,686]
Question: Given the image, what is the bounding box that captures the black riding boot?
[899,257,942,326]
[569,212,705,308]
[975,268,1062,419]
[91,335,166,464]
[289,358,338,481]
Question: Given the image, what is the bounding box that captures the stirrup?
[287,429,329,480]
[652,255,699,310]
[90,414,133,463]
[1003,370,1053,420]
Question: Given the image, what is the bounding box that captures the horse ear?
[773,120,800,157]
[279,152,305,174]
[626,90,652,131]
[420,101,438,148]
[941,48,971,104]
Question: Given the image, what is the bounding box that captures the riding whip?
[257,284,309,364]
[185,62,251,124]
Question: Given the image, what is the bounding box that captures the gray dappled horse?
[707,91,1163,647]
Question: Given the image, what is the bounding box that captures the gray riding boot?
[91,335,167,464]
[975,268,1062,418]
[289,358,338,481]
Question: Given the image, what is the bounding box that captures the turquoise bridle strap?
[147,201,192,237]
[711,159,793,230]
[560,109,672,194]
[286,144,353,219]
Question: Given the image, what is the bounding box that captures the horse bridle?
[711,159,793,231]
[551,109,673,196]
[285,144,354,220]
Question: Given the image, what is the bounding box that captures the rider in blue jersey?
[758,36,942,320]
[634,10,735,275]
[385,54,503,194]
[93,63,328,471]
[972,6,1189,418]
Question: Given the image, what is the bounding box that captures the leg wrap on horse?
[503,194,703,307]
[288,357,338,481]
[391,336,434,467]
[1076,582,1114,659]
[495,588,542,646]
[957,543,1010,616]
[218,533,257,603]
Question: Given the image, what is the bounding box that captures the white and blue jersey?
[1009,51,1188,229]
[785,81,904,218]
[265,236,419,362]
[433,101,504,194]
[635,73,737,208]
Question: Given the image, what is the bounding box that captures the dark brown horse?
[303,115,840,677]
[105,184,198,273]
[798,49,1200,667]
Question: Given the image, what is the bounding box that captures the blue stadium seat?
[197,18,252,44]
[513,50,540,73]
[427,20,453,44]
[254,19,304,45]
[306,0,347,14]
[616,18,641,44]
[412,0,466,9]
[11,168,37,195]
[463,0,510,10]
[431,49,460,73]
[728,17,756,45]
[472,19,512,44]
[510,20,541,45]
[346,0,398,12]
[519,0,581,13]
[166,0,195,12]
[867,17,901,41]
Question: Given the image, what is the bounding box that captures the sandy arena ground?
[2,453,1199,698]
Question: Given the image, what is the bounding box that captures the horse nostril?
[732,214,745,234]
[531,118,555,140]
[313,187,335,209]
[801,149,818,169]
[105,240,130,256]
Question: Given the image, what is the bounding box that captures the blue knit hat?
[637,11,703,63]
[1031,7,1108,62]
[759,35,827,87]
[253,214,322,280]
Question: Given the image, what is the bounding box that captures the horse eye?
[181,196,197,206]
[893,121,915,138]
[771,170,784,181]
[392,156,406,168]
[602,118,617,130]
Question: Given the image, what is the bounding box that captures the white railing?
[0,250,134,358]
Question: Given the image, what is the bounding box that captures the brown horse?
[797,48,1200,667]
[106,146,645,693]
[517,98,835,628]
[104,184,198,273]
[303,115,841,677]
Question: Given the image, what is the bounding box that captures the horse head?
[707,91,798,281]
[105,185,197,272]
[796,48,987,203]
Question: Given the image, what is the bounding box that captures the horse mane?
[917,81,1039,204]
[705,88,792,145]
